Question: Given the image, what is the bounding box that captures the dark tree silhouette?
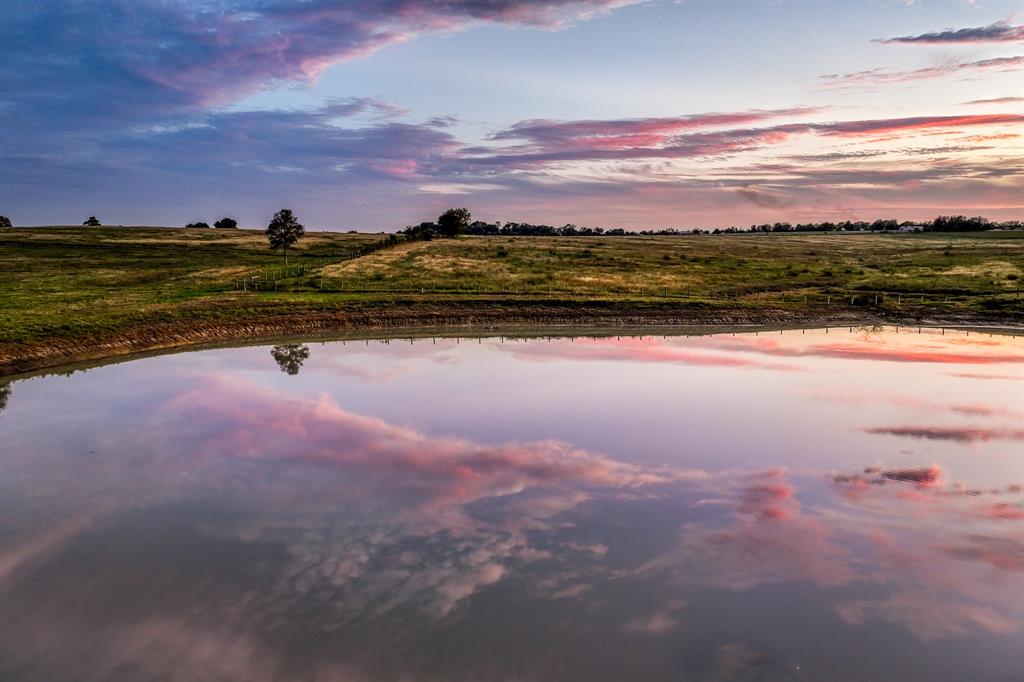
[271,344,310,375]
[214,217,238,229]
[0,383,10,414]
[0,215,11,228]
[83,216,101,226]
[437,208,471,237]
[265,209,305,263]
[186,221,210,228]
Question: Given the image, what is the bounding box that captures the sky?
[1,0,1022,230]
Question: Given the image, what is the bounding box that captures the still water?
[1,327,1022,681]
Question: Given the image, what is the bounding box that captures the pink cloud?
[982,502,1024,521]
[157,374,704,513]
[836,593,1019,641]
[808,389,1022,420]
[737,470,798,520]
[489,107,824,150]
[465,113,1024,170]
[493,336,800,371]
[862,426,1024,443]
[641,470,855,590]
[702,334,1024,365]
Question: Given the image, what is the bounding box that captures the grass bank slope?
[1,228,1021,374]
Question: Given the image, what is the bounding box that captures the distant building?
[898,224,925,233]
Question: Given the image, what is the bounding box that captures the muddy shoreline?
[1,304,1020,378]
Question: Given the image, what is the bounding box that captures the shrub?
[214,217,238,229]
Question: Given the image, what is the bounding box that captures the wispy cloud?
[819,56,1024,90]
[960,96,1024,106]
[862,426,1024,443]
[875,20,1024,45]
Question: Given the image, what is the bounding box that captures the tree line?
[0,209,1019,239]
[402,213,1021,237]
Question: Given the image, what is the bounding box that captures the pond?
[1,327,1021,681]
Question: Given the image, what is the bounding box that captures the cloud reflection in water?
[0,328,1021,681]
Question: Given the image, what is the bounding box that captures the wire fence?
[232,238,400,291]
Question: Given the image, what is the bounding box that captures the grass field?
[1,227,1022,371]
[322,231,1024,299]
[0,227,382,345]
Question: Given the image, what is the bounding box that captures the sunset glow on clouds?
[1,0,1022,228]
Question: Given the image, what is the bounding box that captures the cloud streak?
[819,56,1024,90]
[875,21,1024,45]
[862,426,1024,443]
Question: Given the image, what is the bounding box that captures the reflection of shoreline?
[3,317,1022,377]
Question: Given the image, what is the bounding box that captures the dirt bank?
[1,301,1018,377]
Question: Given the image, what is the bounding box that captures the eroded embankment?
[0,301,1017,377]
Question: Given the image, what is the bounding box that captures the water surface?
[1,327,1022,681]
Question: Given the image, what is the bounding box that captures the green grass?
[0,227,382,343]
[1,227,1022,348]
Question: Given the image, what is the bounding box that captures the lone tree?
[266,209,305,263]
[437,208,471,237]
[0,215,11,228]
[214,217,238,229]
[271,344,310,376]
[83,216,101,226]
[185,221,210,228]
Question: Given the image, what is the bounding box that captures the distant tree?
[83,216,101,226]
[0,215,11,228]
[928,215,991,232]
[437,208,471,237]
[214,217,238,229]
[265,209,305,263]
[185,221,210,228]
[271,344,310,375]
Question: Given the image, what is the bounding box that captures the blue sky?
[1,0,1021,229]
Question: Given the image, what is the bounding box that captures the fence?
[232,237,402,291]
[235,275,1021,308]
[234,256,343,292]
